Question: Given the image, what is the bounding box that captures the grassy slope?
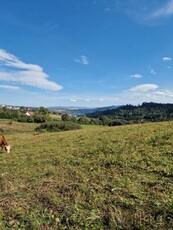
[0,122,173,229]
[0,120,38,134]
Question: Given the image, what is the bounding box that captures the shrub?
[99,116,112,125]
[33,114,50,123]
[78,116,90,125]
[61,114,71,121]
[109,119,125,126]
[90,118,102,125]
[18,116,28,123]
[26,116,34,123]
[35,121,81,132]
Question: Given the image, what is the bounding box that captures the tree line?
[0,106,50,123]
[2,102,173,128]
[87,102,173,125]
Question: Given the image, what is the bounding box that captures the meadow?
[0,120,173,229]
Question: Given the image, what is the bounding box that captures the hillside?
[88,102,173,124]
[0,121,173,229]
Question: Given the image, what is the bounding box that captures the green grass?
[0,120,38,134]
[81,124,103,129]
[0,121,173,229]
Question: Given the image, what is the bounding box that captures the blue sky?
[1,0,173,107]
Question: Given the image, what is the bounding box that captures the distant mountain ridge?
[47,105,119,116]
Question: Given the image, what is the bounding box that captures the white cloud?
[70,99,77,102]
[163,56,172,61]
[0,49,63,91]
[81,56,89,65]
[153,90,173,97]
[151,0,173,18]
[130,73,143,78]
[74,55,89,65]
[0,85,20,90]
[128,84,159,92]
[117,88,173,105]
[150,68,157,75]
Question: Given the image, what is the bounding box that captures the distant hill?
[47,105,119,116]
[87,102,173,123]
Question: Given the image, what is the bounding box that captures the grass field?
[0,119,38,134]
[0,121,173,229]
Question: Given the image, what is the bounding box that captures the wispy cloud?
[128,84,158,92]
[163,56,172,61]
[104,8,111,12]
[153,90,173,97]
[70,99,77,102]
[130,73,143,78]
[150,68,157,75]
[117,87,173,105]
[74,55,89,65]
[0,85,20,90]
[111,1,173,24]
[151,0,173,18]
[0,49,63,91]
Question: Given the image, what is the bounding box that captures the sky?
[1,0,173,107]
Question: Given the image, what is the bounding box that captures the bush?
[78,116,90,125]
[33,114,50,123]
[109,119,125,126]
[61,114,71,121]
[26,116,34,123]
[99,116,112,125]
[35,121,81,132]
[18,116,28,123]
[90,118,102,125]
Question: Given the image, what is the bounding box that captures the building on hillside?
[25,111,34,116]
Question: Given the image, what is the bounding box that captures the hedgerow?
[35,121,81,132]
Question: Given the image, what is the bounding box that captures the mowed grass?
[0,121,173,229]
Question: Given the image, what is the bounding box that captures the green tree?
[33,106,51,123]
[37,106,50,115]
